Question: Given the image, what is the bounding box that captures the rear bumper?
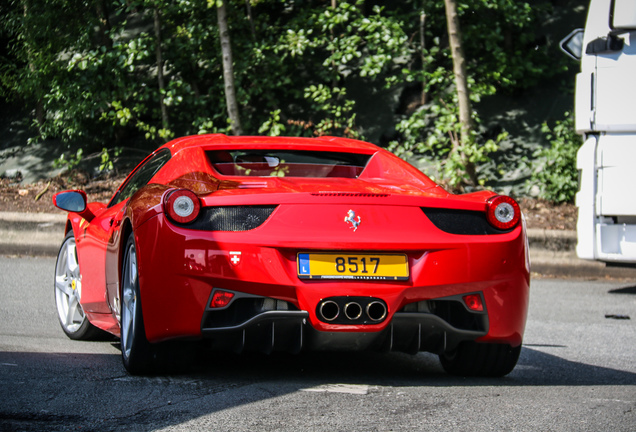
[200,289,488,354]
[201,317,484,355]
[134,213,530,350]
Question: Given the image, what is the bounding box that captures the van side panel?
[594,34,636,132]
[575,136,597,260]
[574,0,636,263]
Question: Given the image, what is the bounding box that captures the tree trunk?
[244,0,256,41]
[217,0,243,135]
[420,12,427,105]
[96,0,113,50]
[330,0,337,88]
[443,0,477,185]
[154,8,169,134]
[22,0,44,128]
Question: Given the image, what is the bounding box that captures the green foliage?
[99,147,123,172]
[531,113,581,203]
[387,0,561,190]
[54,148,84,171]
[258,109,286,136]
[388,101,505,188]
[261,0,410,138]
[1,0,414,146]
[301,85,359,138]
[0,0,576,198]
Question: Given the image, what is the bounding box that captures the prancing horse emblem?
[344,209,361,231]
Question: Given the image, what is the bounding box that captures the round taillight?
[164,189,201,224]
[487,195,521,230]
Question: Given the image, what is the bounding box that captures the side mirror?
[53,190,95,222]
[53,190,97,222]
[53,190,87,212]
[585,34,624,55]
[560,29,584,60]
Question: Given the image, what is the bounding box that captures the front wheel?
[120,235,155,375]
[54,232,104,340]
[439,342,521,377]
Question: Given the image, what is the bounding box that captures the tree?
[388,0,560,190]
[154,8,169,136]
[216,0,242,135]
[444,0,477,186]
[0,0,571,195]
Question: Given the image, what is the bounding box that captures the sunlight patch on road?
[301,383,369,395]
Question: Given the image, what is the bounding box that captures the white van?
[561,0,636,265]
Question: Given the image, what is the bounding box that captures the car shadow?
[105,340,636,388]
[608,285,636,295]
[176,345,636,387]
[0,346,634,431]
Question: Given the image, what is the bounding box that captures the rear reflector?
[463,294,484,312]
[210,290,235,308]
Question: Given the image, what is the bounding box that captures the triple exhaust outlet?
[317,297,387,324]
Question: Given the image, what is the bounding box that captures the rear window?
[207,150,371,178]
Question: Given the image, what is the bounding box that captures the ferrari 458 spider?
[53,134,529,376]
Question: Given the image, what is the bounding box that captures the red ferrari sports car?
[53,134,529,376]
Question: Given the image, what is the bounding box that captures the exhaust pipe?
[344,302,362,320]
[366,301,387,322]
[317,297,388,324]
[319,300,340,321]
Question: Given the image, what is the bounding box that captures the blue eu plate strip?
[298,253,310,275]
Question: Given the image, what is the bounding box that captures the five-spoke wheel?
[54,232,102,340]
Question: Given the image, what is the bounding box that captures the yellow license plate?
[297,253,409,280]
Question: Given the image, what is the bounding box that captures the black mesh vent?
[421,207,510,235]
[310,192,389,197]
[177,205,277,231]
[202,297,299,329]
[428,299,487,332]
[398,299,487,332]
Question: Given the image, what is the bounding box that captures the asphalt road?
[0,256,635,431]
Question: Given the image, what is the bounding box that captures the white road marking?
[301,384,369,395]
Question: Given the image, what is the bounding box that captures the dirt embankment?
[1,174,577,231]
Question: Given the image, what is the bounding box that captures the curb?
[526,228,636,278]
[0,212,67,257]
[2,212,635,279]
[526,228,577,252]
[529,249,636,279]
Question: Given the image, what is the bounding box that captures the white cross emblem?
[229,251,241,266]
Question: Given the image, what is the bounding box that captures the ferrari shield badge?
[229,251,242,266]
[344,209,361,231]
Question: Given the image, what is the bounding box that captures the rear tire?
[439,341,521,377]
[54,232,105,340]
[120,235,155,375]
